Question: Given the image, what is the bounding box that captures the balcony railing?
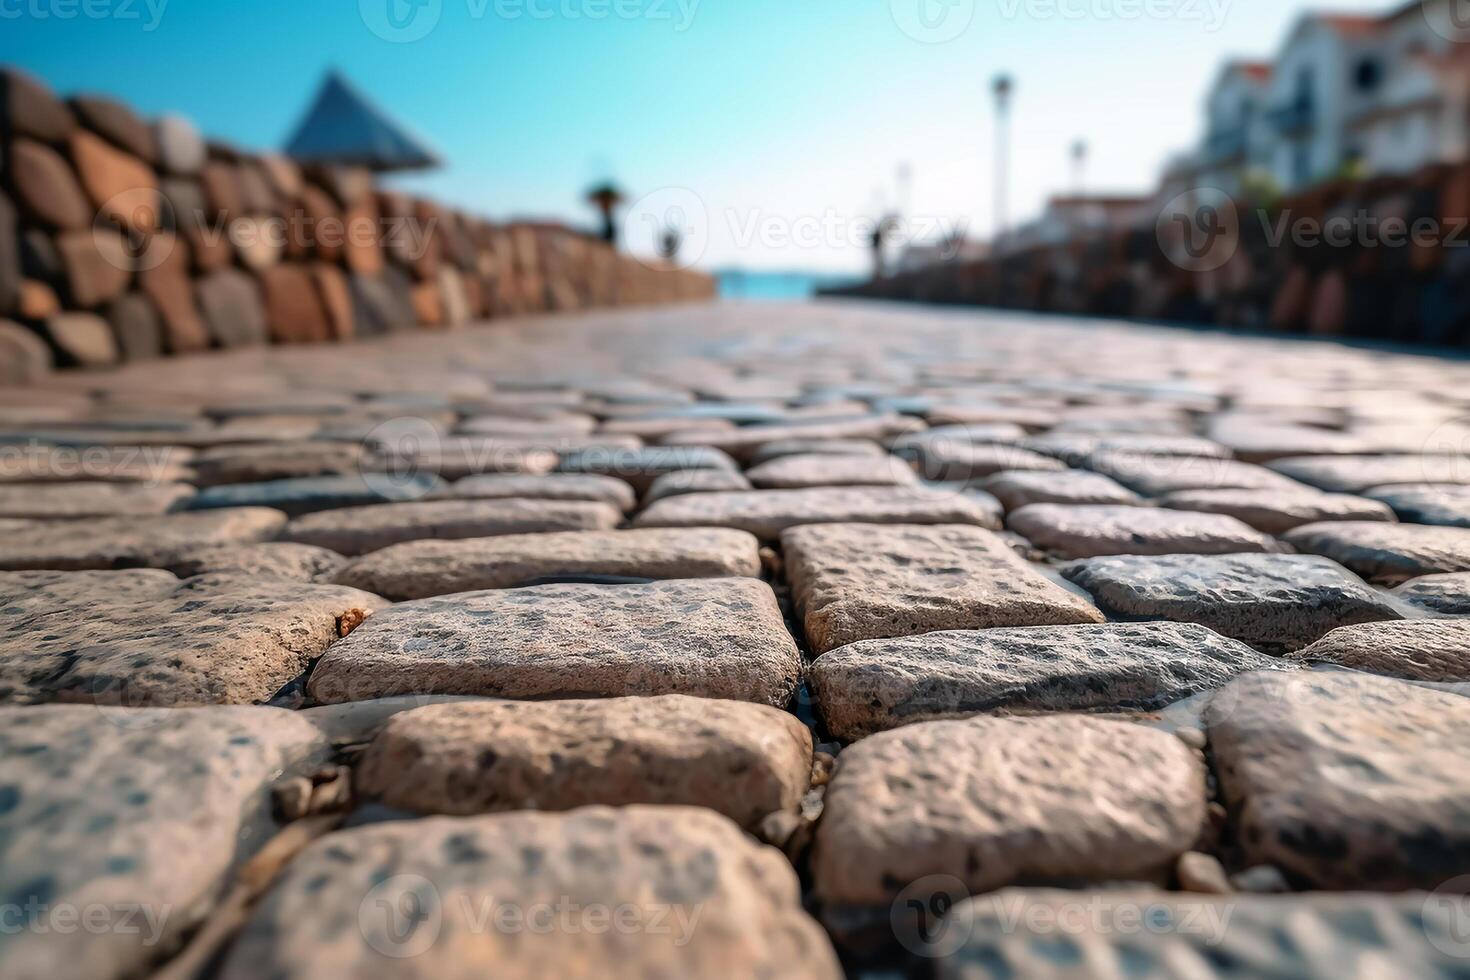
[1204,127,1248,161]
[1266,98,1316,135]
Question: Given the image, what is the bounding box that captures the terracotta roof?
[1314,14,1384,38]
[1232,61,1274,83]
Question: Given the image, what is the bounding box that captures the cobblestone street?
[5,301,1470,977]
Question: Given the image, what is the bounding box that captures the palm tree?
[585,181,626,245]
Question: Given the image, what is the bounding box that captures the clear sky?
[2,0,1396,272]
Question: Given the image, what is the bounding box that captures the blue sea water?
[716,270,864,301]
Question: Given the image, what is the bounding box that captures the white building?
[1198,60,1275,196]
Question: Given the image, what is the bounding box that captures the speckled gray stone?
[280,498,622,556]
[747,439,884,466]
[356,696,812,827]
[908,442,1065,483]
[0,481,194,519]
[1063,554,1402,650]
[0,569,385,705]
[556,445,737,492]
[1007,504,1278,559]
[636,487,1002,540]
[810,623,1282,741]
[1365,484,1470,528]
[441,472,637,511]
[189,442,366,488]
[812,716,1206,907]
[1024,433,1230,465]
[1088,453,1305,497]
[0,445,194,484]
[1270,455,1470,494]
[785,523,1103,654]
[1208,670,1470,889]
[642,468,753,504]
[935,890,1470,978]
[308,578,801,706]
[1394,572,1470,615]
[1285,521,1470,584]
[187,473,442,517]
[0,508,286,570]
[334,527,761,600]
[980,469,1142,510]
[0,704,329,980]
[160,542,347,582]
[1159,488,1395,535]
[661,415,918,463]
[217,807,842,980]
[1289,620,1470,682]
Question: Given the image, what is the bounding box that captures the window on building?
[1354,58,1382,93]
[1293,144,1312,185]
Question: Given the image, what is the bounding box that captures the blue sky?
[3,0,1395,271]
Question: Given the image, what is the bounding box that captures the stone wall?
[830,161,1470,349]
[0,66,714,384]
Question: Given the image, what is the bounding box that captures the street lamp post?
[992,74,1014,255]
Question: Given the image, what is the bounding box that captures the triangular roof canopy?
[284,71,441,172]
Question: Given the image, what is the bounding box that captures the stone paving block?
[980,468,1142,510]
[1023,432,1230,465]
[661,415,920,463]
[636,487,1002,540]
[308,578,801,706]
[812,716,1206,908]
[1159,487,1396,535]
[161,542,346,582]
[935,890,1470,979]
[1007,503,1278,559]
[0,445,193,484]
[0,507,285,570]
[357,696,812,827]
[0,704,329,980]
[402,435,563,479]
[0,568,384,705]
[1208,670,1470,889]
[642,468,752,504]
[335,527,760,600]
[217,806,841,980]
[556,445,736,492]
[746,438,884,466]
[1207,417,1376,462]
[189,441,363,487]
[1285,520,1470,583]
[1393,572,1470,615]
[441,472,636,510]
[1366,483,1470,528]
[1270,454,1470,494]
[188,473,441,517]
[908,441,1065,482]
[0,481,193,519]
[281,498,621,556]
[1063,553,1403,650]
[1089,452,1305,497]
[784,523,1103,654]
[811,622,1281,741]
[745,452,917,489]
[1288,619,1470,682]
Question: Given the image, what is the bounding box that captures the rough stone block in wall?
[138,232,210,352]
[68,129,158,235]
[154,113,205,175]
[0,318,51,382]
[70,94,158,163]
[0,191,17,314]
[0,67,75,143]
[104,292,163,360]
[310,263,354,340]
[259,263,331,344]
[9,138,92,230]
[56,229,131,307]
[42,311,117,368]
[196,268,267,348]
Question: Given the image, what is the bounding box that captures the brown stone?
[195,268,267,347]
[70,94,158,163]
[334,527,761,600]
[1393,572,1470,614]
[1289,619,1470,682]
[746,452,917,489]
[43,312,119,368]
[9,138,92,229]
[636,487,1002,540]
[1089,453,1305,497]
[784,523,1103,654]
[1159,488,1396,535]
[0,508,286,571]
[68,129,158,235]
[218,807,841,980]
[280,498,623,556]
[0,319,52,383]
[357,696,812,827]
[341,196,384,274]
[0,569,384,705]
[1007,503,1279,559]
[443,473,636,510]
[310,263,354,340]
[229,216,282,271]
[813,716,1207,907]
[0,482,193,520]
[0,67,75,143]
[103,292,162,360]
[0,193,16,313]
[980,469,1142,510]
[309,578,802,706]
[199,160,244,217]
[162,542,347,582]
[17,279,59,320]
[410,279,444,326]
[259,264,331,344]
[1208,670,1470,890]
[138,234,209,352]
[643,468,752,503]
[56,229,132,307]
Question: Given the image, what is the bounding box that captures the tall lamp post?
[1071,139,1088,197]
[992,74,1014,255]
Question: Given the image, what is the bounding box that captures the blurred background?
[5,0,1421,301]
